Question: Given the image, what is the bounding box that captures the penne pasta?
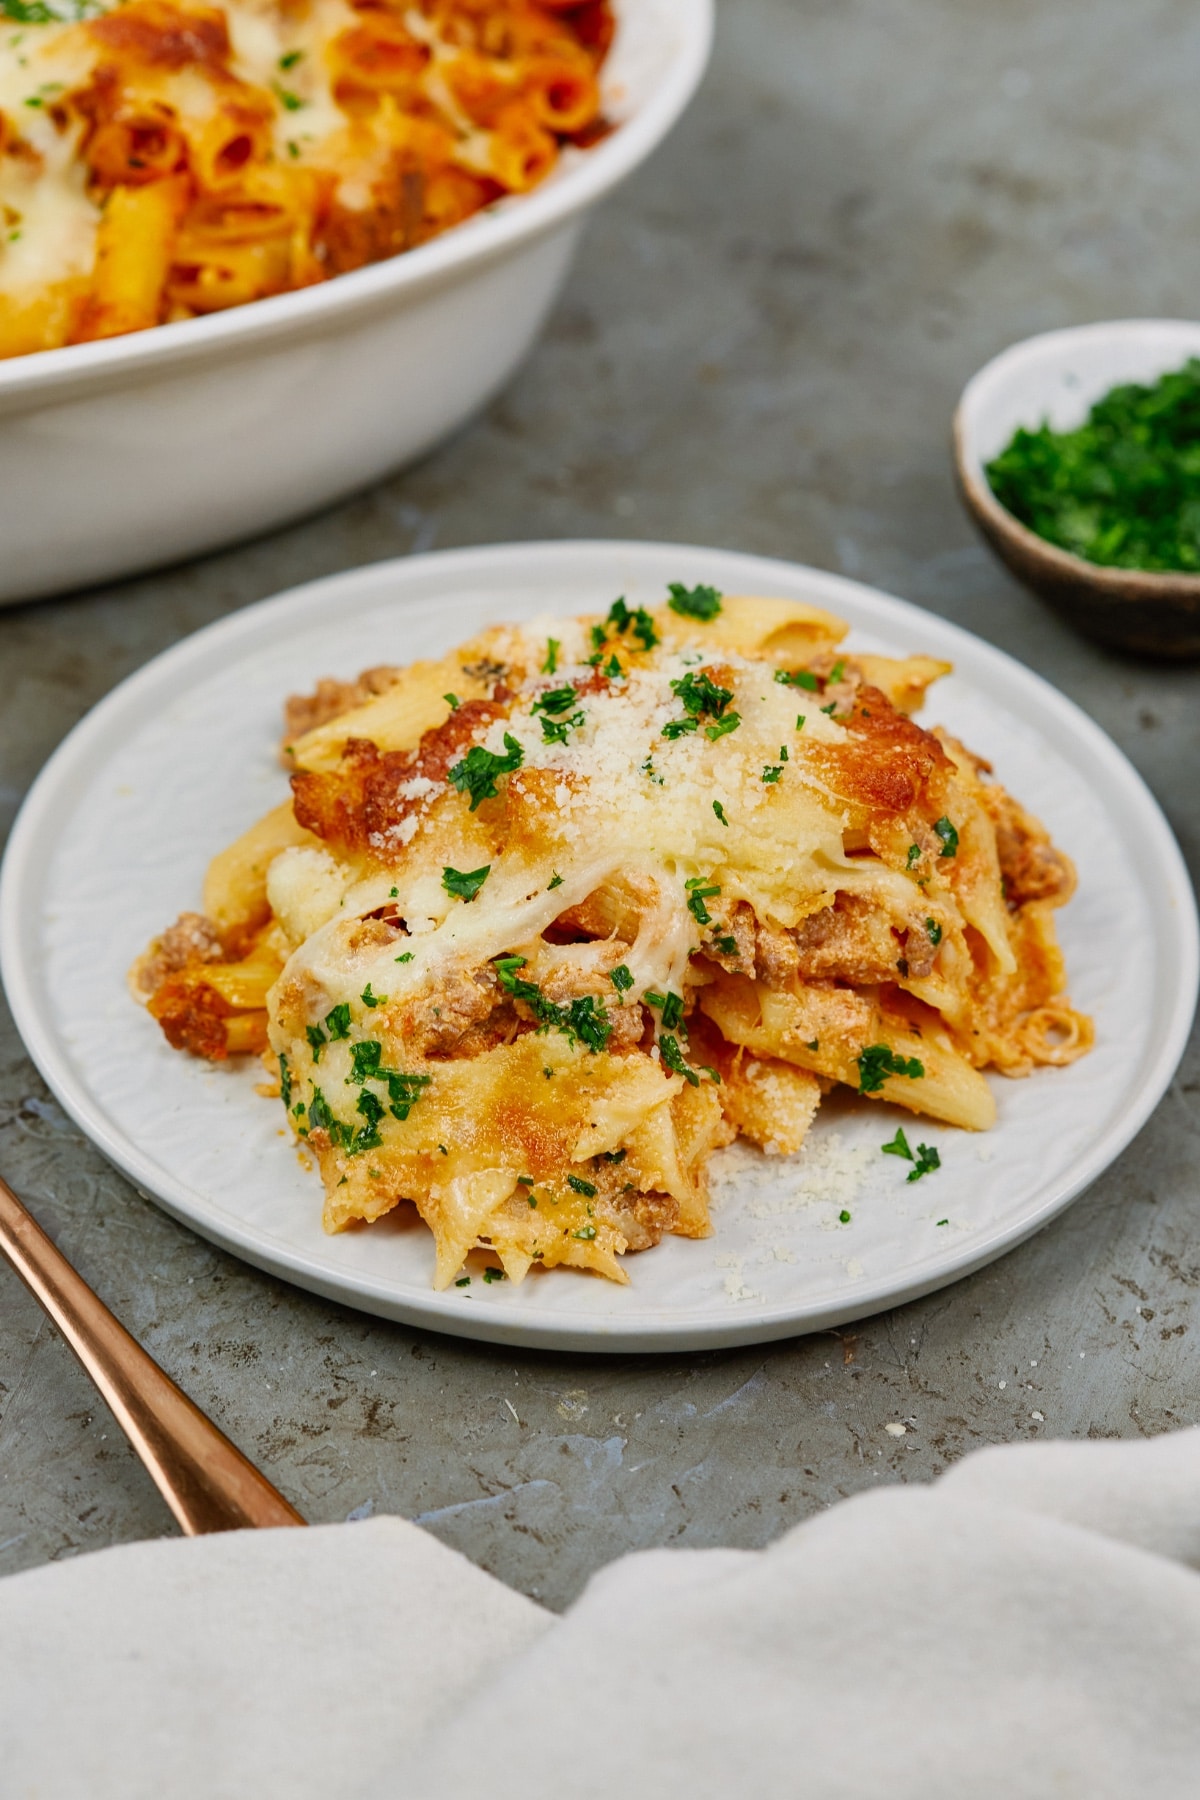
[0,0,614,357]
[133,588,1091,1288]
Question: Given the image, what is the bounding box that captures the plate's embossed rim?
[1,541,1196,1352]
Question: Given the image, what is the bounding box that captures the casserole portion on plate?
[132,587,1091,1289]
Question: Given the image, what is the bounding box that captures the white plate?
[2,542,1196,1352]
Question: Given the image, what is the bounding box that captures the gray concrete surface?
[2,0,1199,1610]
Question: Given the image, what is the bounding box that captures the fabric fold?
[5,1431,1200,1800]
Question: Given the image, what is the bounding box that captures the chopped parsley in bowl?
[954,320,1200,657]
[985,358,1200,573]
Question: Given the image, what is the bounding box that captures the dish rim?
[955,316,1200,598]
[2,538,1196,1352]
[0,0,713,404]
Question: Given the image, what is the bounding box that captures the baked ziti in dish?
[0,0,612,356]
[131,588,1092,1288]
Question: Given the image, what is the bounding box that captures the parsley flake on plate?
[775,667,819,691]
[856,1043,925,1094]
[442,864,490,902]
[667,582,723,621]
[934,816,959,858]
[448,734,524,810]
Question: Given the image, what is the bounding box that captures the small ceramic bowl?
[954,319,1200,658]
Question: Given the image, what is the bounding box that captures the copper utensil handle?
[0,1173,305,1534]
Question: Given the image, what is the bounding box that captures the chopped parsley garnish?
[567,1174,597,1197]
[985,359,1200,572]
[838,1209,852,1224]
[705,712,742,742]
[602,1148,627,1164]
[306,1086,335,1135]
[493,957,612,1053]
[443,692,460,710]
[483,1267,506,1282]
[346,1040,431,1120]
[829,659,845,683]
[442,864,490,902]
[761,764,783,784]
[305,1073,418,1154]
[716,934,738,955]
[349,1040,384,1081]
[713,800,730,827]
[610,964,635,993]
[278,47,303,67]
[659,1032,700,1087]
[779,746,789,761]
[881,1125,940,1182]
[361,983,385,1008]
[644,989,685,1030]
[325,1003,352,1041]
[395,951,414,963]
[775,667,819,691]
[667,581,723,621]
[906,843,922,871]
[926,918,943,946]
[456,1276,471,1286]
[661,716,698,740]
[306,1023,327,1061]
[548,872,564,890]
[448,733,524,810]
[934,816,959,858]
[795,715,806,731]
[936,1218,949,1227]
[533,684,577,716]
[670,668,734,721]
[540,638,560,674]
[602,595,659,650]
[910,1143,941,1181]
[540,709,585,745]
[572,1225,598,1241]
[2,0,101,20]
[274,82,303,109]
[685,877,720,926]
[856,1043,925,1094]
[640,757,665,785]
[279,1053,292,1111]
[605,653,624,679]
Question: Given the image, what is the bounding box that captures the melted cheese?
[133,593,1092,1289]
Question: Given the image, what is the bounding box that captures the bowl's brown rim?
[952,402,1200,601]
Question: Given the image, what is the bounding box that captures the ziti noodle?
[0,0,613,358]
[131,588,1093,1288]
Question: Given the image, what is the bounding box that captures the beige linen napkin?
[5,1430,1200,1799]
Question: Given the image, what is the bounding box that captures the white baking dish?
[0,0,711,605]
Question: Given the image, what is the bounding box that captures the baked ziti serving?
[131,588,1092,1288]
[0,0,612,357]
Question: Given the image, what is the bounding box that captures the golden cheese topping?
[131,589,1093,1289]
